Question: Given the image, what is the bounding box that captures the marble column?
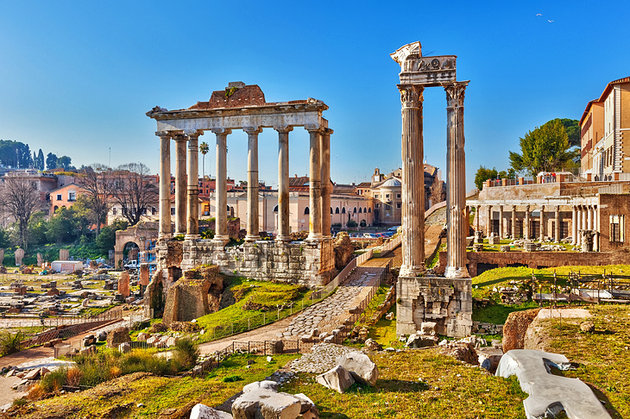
[444,82,469,278]
[587,205,594,231]
[475,205,480,231]
[186,131,200,239]
[306,127,323,241]
[498,205,504,239]
[572,205,578,245]
[398,84,425,277]
[524,205,530,239]
[511,205,516,238]
[276,126,292,241]
[157,132,172,239]
[245,127,262,242]
[486,206,492,236]
[539,205,545,242]
[213,129,231,244]
[581,205,587,244]
[554,206,561,242]
[174,134,187,235]
[321,128,333,237]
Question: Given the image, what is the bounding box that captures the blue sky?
[0,1,628,189]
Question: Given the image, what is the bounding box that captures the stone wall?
[438,250,630,277]
[598,193,630,252]
[178,238,336,287]
[396,276,472,338]
[162,265,221,326]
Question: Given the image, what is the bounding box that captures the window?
[375,194,380,199]
[335,207,340,214]
[364,207,367,213]
[304,207,310,215]
[610,215,625,243]
[330,207,333,214]
[56,194,62,201]
[397,194,401,199]
[68,191,76,202]
[368,208,372,213]
[342,208,346,214]
[358,207,362,213]
[397,203,401,209]
[375,203,380,209]
[353,207,357,213]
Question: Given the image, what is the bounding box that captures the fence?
[20,306,124,348]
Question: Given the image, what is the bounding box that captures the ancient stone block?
[15,248,24,266]
[502,308,540,352]
[316,365,355,393]
[107,327,131,348]
[336,352,378,386]
[162,265,221,326]
[118,271,130,297]
[139,264,150,286]
[333,232,354,270]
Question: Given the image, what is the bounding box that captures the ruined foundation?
[396,276,472,338]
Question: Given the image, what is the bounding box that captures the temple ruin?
[146,83,335,290]
[392,42,473,337]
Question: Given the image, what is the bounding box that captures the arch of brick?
[114,222,158,269]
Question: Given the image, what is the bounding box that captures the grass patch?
[472,301,538,324]
[21,354,298,418]
[195,277,317,343]
[282,349,526,418]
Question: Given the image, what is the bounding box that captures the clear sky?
[0,1,628,189]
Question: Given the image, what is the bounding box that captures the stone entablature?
[179,238,335,287]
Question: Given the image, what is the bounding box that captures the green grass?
[282,349,527,418]
[529,304,630,418]
[472,301,538,324]
[19,354,299,418]
[195,276,317,343]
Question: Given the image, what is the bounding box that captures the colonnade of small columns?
[472,203,599,246]
[156,126,332,244]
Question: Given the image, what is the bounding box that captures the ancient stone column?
[213,129,231,244]
[572,205,577,244]
[186,131,201,239]
[157,132,172,239]
[511,205,516,238]
[539,205,545,242]
[276,126,292,241]
[475,205,480,231]
[174,134,187,235]
[498,205,504,239]
[444,82,469,278]
[398,84,425,277]
[581,205,588,240]
[554,206,561,242]
[587,205,593,231]
[320,128,333,237]
[486,205,492,237]
[306,126,323,241]
[524,205,530,239]
[245,127,262,242]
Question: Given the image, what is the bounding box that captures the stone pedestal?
[580,230,594,252]
[396,276,472,338]
[488,235,499,245]
[474,230,483,244]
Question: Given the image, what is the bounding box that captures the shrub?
[40,367,67,394]
[0,331,23,356]
[66,367,83,387]
[222,375,243,382]
[26,384,46,401]
[173,338,199,370]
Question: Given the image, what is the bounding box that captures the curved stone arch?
[114,223,157,270]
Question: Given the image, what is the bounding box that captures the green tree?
[0,228,10,249]
[46,153,58,170]
[199,142,209,177]
[46,207,88,244]
[509,119,580,177]
[95,220,128,253]
[28,213,49,246]
[474,166,498,190]
[57,155,72,170]
[558,118,580,148]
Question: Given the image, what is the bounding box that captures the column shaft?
[245,128,262,241]
[524,206,530,239]
[555,206,561,242]
[174,136,187,235]
[572,206,578,245]
[320,129,332,237]
[587,205,593,230]
[486,206,492,236]
[499,205,504,239]
[158,132,172,238]
[475,205,480,231]
[307,128,323,241]
[186,132,200,238]
[398,84,425,276]
[511,206,516,238]
[444,82,469,278]
[276,127,292,241]
[539,205,545,242]
[213,129,231,244]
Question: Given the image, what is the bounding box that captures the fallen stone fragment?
[315,365,355,393]
[406,333,438,348]
[580,321,595,333]
[242,380,279,393]
[502,309,540,352]
[231,389,301,419]
[294,393,319,418]
[477,347,503,374]
[419,321,437,336]
[364,338,382,352]
[190,403,233,419]
[336,352,378,386]
[496,349,610,419]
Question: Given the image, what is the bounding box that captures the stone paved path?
[281,266,386,338]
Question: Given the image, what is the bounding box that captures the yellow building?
[580,77,630,180]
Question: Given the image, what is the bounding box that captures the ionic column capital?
[443,81,469,109]
[211,128,232,136]
[397,84,424,108]
[184,129,203,140]
[244,127,263,135]
[156,131,175,139]
[305,125,324,134]
[274,125,293,134]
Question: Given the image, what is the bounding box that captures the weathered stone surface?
[190,403,233,419]
[337,352,378,386]
[333,232,354,270]
[118,271,130,297]
[162,265,221,326]
[364,338,382,352]
[406,333,438,348]
[580,321,595,333]
[139,264,150,286]
[242,380,279,393]
[502,308,540,352]
[59,249,69,261]
[119,342,131,353]
[231,389,301,419]
[15,248,24,266]
[107,327,131,348]
[419,321,437,336]
[440,341,478,365]
[315,365,355,393]
[477,347,503,374]
[496,349,611,419]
